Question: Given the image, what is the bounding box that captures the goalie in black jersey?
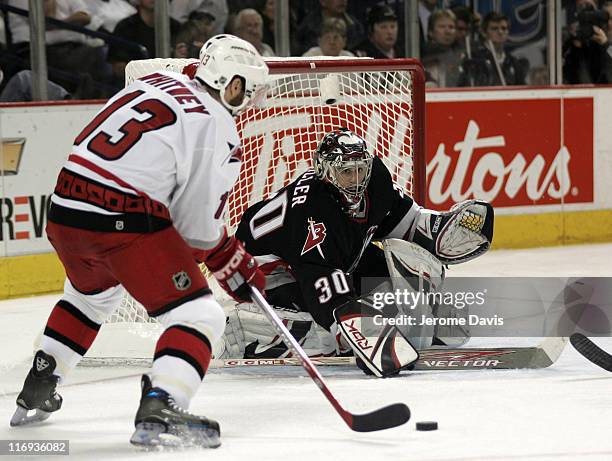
[220,128,494,377]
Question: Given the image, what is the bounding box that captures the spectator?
[255,0,301,55]
[234,8,275,57]
[459,11,527,86]
[528,66,550,85]
[108,0,181,84]
[227,0,262,15]
[422,9,464,87]
[451,5,480,54]
[174,12,216,58]
[353,5,401,59]
[302,17,354,57]
[604,0,612,22]
[0,69,70,102]
[6,0,107,97]
[296,0,365,55]
[170,0,229,36]
[8,0,92,49]
[604,1,612,82]
[0,11,7,46]
[562,0,611,83]
[87,0,136,34]
[418,0,438,51]
[259,0,276,48]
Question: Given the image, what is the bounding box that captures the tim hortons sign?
[426,98,594,209]
[230,97,593,219]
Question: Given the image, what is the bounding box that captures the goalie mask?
[314,129,374,214]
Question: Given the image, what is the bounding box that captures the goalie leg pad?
[215,302,335,359]
[333,298,418,378]
[383,239,446,350]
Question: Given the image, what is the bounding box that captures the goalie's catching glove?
[409,199,494,265]
[204,233,265,303]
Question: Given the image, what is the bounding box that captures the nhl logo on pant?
[172,271,192,291]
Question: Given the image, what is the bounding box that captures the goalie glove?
[203,233,265,303]
[409,199,494,265]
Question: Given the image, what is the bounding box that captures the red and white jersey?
[52,70,241,249]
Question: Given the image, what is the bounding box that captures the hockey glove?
[204,234,265,303]
[409,199,494,265]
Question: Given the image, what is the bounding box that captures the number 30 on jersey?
[314,270,349,303]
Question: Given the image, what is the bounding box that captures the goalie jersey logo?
[301,218,327,257]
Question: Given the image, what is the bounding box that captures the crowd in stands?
[0,0,611,102]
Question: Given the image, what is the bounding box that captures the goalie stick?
[211,336,568,370]
[570,333,612,372]
[80,337,568,370]
[249,286,411,432]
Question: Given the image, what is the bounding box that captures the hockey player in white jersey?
[10,35,268,448]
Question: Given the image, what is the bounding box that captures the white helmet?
[195,34,269,115]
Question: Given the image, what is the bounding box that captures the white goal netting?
[86,57,426,362]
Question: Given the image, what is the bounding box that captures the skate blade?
[10,406,52,427]
[130,422,221,449]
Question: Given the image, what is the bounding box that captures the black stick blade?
[571,333,612,372]
[350,403,411,432]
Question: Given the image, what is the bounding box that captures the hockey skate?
[130,375,221,449]
[10,350,63,427]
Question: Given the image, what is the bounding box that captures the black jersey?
[236,157,418,329]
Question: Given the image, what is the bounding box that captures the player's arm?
[174,118,264,302]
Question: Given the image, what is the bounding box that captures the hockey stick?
[211,336,568,370]
[570,333,612,372]
[249,286,411,432]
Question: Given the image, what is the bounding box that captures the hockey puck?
[416,421,438,431]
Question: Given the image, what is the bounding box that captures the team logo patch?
[301,218,326,258]
[172,271,192,291]
[226,142,243,163]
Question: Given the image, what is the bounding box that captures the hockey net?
[84,57,426,363]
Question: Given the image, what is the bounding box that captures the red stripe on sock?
[46,304,99,352]
[155,326,212,375]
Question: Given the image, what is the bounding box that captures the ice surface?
[1,243,611,460]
